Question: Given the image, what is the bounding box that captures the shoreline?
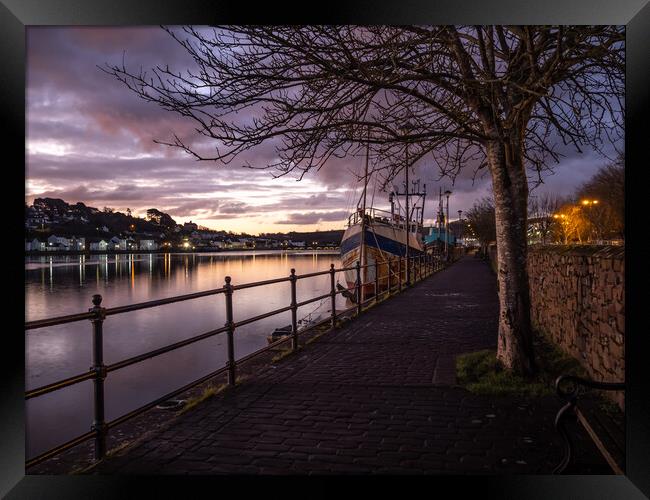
[25,248,340,257]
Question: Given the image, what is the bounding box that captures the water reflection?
[25,250,342,459]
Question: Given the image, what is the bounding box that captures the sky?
[25,26,621,235]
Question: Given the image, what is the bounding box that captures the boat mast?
[405,150,410,285]
[359,130,370,299]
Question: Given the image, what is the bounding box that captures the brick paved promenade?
[88,256,607,475]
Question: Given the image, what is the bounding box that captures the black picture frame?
[2,1,649,498]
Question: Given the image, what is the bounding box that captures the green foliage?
[456,350,551,397]
[271,347,294,363]
[456,332,587,397]
[178,384,226,414]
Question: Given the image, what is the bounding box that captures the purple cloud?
[25,26,622,232]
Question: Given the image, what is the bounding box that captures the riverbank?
[25,248,340,257]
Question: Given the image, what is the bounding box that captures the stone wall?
[527,245,625,408]
[486,244,625,408]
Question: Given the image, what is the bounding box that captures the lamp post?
[457,210,463,247]
[553,213,569,244]
[581,199,599,242]
[444,190,451,260]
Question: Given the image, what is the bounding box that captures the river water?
[25,250,344,459]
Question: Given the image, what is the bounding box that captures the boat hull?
[340,223,424,299]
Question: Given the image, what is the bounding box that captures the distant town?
[25,198,342,253]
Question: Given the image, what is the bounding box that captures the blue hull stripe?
[340,229,423,258]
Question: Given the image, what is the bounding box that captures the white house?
[31,238,45,251]
[109,236,127,250]
[139,239,158,250]
[47,235,72,249]
[70,237,86,251]
[90,240,109,251]
[226,239,248,249]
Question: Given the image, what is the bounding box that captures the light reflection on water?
[25,250,343,459]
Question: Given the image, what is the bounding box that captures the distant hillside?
[25,198,176,239]
[262,230,344,245]
[25,197,345,244]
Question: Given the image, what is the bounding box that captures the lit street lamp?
[581,199,599,242]
[444,190,451,260]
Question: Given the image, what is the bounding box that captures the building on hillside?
[109,236,127,250]
[139,239,158,250]
[183,221,199,232]
[90,240,109,251]
[227,238,248,249]
[47,235,71,249]
[254,238,275,248]
[70,237,86,250]
[27,238,46,251]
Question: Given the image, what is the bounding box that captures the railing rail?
[25,250,448,468]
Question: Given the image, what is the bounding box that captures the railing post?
[406,251,411,287]
[330,263,336,328]
[89,294,107,461]
[356,260,362,316]
[398,257,402,292]
[387,257,392,296]
[290,268,298,351]
[374,259,379,304]
[224,276,236,386]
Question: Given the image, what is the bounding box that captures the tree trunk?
[486,138,536,377]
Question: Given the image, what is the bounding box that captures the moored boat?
[340,206,426,301]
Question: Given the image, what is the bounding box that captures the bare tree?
[552,202,590,244]
[528,193,564,244]
[104,26,624,376]
[576,154,624,241]
[466,197,496,250]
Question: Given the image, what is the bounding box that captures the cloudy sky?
[26,27,620,234]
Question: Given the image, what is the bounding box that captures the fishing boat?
[340,156,430,302]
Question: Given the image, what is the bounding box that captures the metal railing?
[24,252,447,468]
[347,208,423,234]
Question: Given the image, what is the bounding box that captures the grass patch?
[305,323,335,345]
[71,436,146,474]
[179,383,227,414]
[456,332,587,397]
[271,347,294,363]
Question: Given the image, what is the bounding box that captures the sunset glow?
[26,27,617,234]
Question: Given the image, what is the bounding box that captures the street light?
[581,199,599,242]
[444,190,452,260]
[457,209,463,246]
[553,213,570,243]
